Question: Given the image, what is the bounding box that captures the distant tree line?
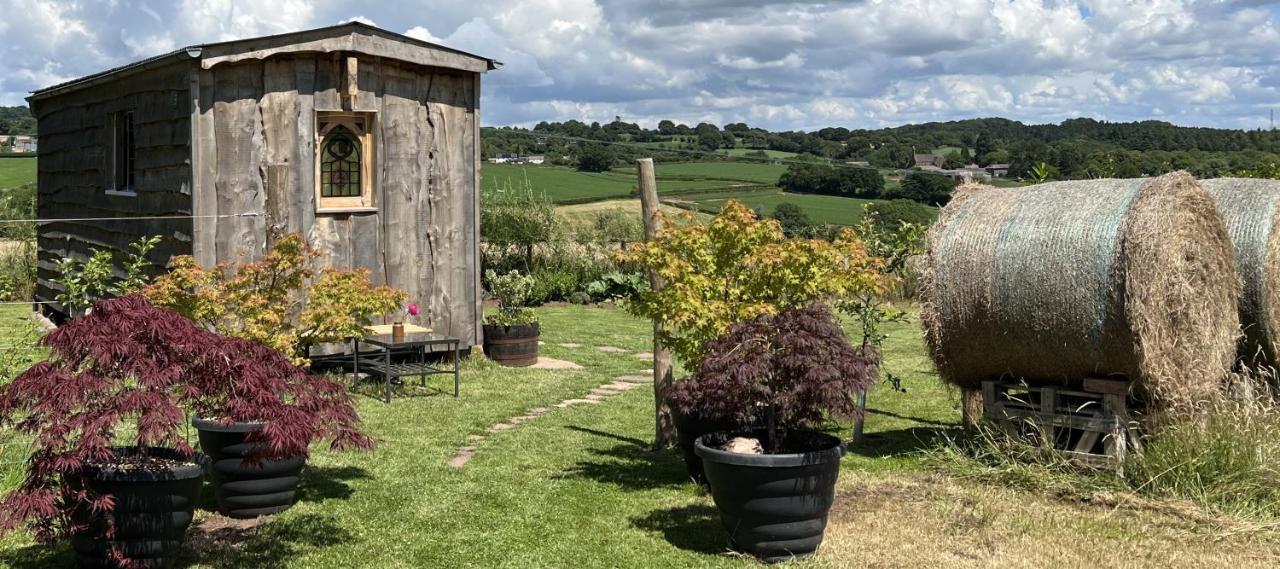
[0,106,35,136]
[482,115,1280,183]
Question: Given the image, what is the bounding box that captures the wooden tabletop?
[365,323,432,336]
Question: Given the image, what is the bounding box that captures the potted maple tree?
[482,269,541,367]
[676,304,876,563]
[616,200,885,482]
[185,328,372,519]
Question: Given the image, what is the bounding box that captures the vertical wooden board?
[350,60,385,285]
[308,214,350,269]
[261,57,300,244]
[379,64,425,317]
[212,63,266,262]
[468,72,482,346]
[314,54,340,110]
[193,68,219,268]
[428,72,473,344]
[294,57,317,245]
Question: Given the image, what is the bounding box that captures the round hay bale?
[921,172,1240,409]
[1201,178,1280,368]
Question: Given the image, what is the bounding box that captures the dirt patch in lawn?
[818,472,1280,568]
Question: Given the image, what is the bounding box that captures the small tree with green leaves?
[53,235,161,316]
[485,269,538,326]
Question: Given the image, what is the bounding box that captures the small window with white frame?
[316,112,375,212]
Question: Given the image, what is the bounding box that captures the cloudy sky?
[2,0,1279,131]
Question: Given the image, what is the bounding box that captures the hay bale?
[921,172,1240,409]
[1201,178,1280,368]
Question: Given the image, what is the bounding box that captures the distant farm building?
[6,135,36,153]
[487,154,543,165]
[27,22,498,347]
[985,163,1011,177]
[913,153,947,169]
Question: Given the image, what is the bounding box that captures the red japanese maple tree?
[667,303,876,452]
[0,294,371,545]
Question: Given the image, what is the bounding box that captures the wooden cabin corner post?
[637,158,675,448]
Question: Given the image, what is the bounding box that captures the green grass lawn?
[0,303,950,568]
[717,148,799,160]
[673,188,881,226]
[3,303,1278,566]
[0,157,35,191]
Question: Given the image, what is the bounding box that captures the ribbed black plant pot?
[193,418,307,519]
[482,322,540,367]
[671,409,736,484]
[695,430,845,564]
[71,447,208,569]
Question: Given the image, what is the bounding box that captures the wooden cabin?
[27,22,497,348]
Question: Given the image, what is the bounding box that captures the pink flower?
[407,303,420,317]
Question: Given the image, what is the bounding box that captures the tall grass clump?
[932,385,1280,522]
[1123,395,1280,519]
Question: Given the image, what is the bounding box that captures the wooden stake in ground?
[961,387,982,429]
[637,158,675,448]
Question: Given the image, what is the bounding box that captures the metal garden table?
[352,332,461,403]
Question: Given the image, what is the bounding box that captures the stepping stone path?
[634,352,653,360]
[447,372,652,468]
[596,346,628,353]
[559,343,583,348]
[528,357,584,370]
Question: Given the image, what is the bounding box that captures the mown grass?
[673,189,882,227]
[0,158,35,191]
[3,304,1279,567]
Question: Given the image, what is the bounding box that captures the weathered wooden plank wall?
[192,54,481,347]
[32,64,195,306]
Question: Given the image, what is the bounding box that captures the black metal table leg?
[453,341,460,398]
[351,338,360,391]
[384,346,392,403]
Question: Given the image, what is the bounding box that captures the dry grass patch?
[820,472,1280,568]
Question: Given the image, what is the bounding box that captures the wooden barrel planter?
[194,418,307,519]
[483,323,540,367]
[71,447,208,569]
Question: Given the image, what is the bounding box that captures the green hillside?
[0,157,35,190]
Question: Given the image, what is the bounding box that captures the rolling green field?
[671,188,880,226]
[717,148,799,160]
[650,161,786,184]
[0,157,35,190]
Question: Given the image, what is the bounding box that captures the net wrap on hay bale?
[1202,178,1280,368]
[921,172,1240,408]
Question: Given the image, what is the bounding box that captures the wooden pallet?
[981,378,1140,470]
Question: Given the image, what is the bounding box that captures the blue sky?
[2,0,1279,131]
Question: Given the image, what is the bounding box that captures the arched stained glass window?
[320,126,362,198]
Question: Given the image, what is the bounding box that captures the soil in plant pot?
[194,418,307,519]
[695,430,845,564]
[483,323,540,367]
[71,447,208,569]
[671,409,738,484]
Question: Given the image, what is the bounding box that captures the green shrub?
[481,178,556,272]
[0,239,35,302]
[568,291,592,305]
[485,269,538,326]
[586,271,649,302]
[896,172,957,206]
[529,268,579,303]
[866,199,936,228]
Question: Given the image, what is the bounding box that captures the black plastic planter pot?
[671,409,736,484]
[71,446,208,569]
[194,418,307,519]
[694,430,845,564]
[482,322,540,367]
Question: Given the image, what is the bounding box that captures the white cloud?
[1,0,1279,130]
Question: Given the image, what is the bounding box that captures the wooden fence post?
[637,158,675,448]
[961,387,983,429]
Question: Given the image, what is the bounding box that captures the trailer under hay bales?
[1202,178,1280,370]
[922,172,1241,412]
